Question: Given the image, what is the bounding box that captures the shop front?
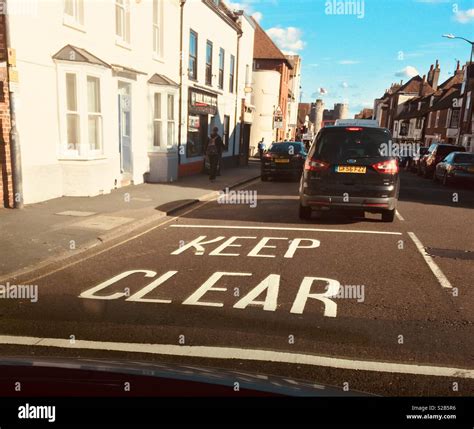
[181,87,218,176]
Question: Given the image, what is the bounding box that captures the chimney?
[427,60,440,91]
[400,79,403,85]
[455,60,462,75]
[419,75,426,96]
[432,60,440,91]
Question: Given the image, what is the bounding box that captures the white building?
[286,55,301,141]
[179,0,255,176]
[8,0,181,204]
[250,70,280,153]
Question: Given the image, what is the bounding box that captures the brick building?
[251,18,292,142]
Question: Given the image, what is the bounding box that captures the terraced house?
[0,0,256,208]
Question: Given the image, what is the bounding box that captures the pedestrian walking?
[258,138,265,160]
[204,127,224,181]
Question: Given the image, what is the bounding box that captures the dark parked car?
[434,152,474,186]
[409,146,429,173]
[261,141,307,181]
[419,143,465,178]
[299,125,400,222]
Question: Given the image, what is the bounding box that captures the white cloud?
[415,0,450,3]
[252,11,263,22]
[224,0,263,21]
[454,9,474,23]
[395,66,419,78]
[340,82,349,88]
[266,26,305,54]
[338,60,360,65]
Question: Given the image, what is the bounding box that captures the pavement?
[0,161,260,280]
[0,169,473,396]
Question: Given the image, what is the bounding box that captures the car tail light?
[263,153,272,159]
[305,158,330,172]
[372,159,399,174]
[346,127,363,131]
[451,165,467,172]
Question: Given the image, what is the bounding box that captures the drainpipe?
[4,3,23,208]
[232,29,242,164]
[177,0,186,168]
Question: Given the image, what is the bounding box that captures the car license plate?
[275,159,290,163]
[336,165,366,174]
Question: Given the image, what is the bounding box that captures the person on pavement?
[258,138,265,160]
[204,127,224,181]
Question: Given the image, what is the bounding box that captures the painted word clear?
[79,270,342,318]
[217,187,258,208]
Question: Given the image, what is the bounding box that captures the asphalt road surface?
[0,171,473,396]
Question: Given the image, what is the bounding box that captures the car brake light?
[263,153,272,159]
[346,127,363,131]
[305,158,330,172]
[452,165,467,171]
[372,159,399,174]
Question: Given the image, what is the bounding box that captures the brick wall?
[0,13,13,208]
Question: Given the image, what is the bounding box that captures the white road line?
[0,335,472,379]
[395,210,405,221]
[171,224,403,236]
[408,232,453,289]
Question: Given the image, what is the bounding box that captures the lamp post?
[443,34,474,63]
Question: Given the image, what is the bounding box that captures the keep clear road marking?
[0,335,472,379]
[408,232,453,289]
[170,225,403,236]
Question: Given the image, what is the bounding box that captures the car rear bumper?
[299,194,397,211]
[449,171,474,182]
[262,167,303,176]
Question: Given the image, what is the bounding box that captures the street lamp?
[442,34,474,63]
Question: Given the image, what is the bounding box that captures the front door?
[118,82,132,174]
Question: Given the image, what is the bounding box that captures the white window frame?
[435,111,440,128]
[63,0,85,30]
[116,0,131,47]
[57,64,106,160]
[149,87,178,152]
[152,0,164,59]
[428,112,432,128]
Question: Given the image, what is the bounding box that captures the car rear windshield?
[437,146,465,157]
[453,153,474,163]
[268,143,304,154]
[311,128,391,162]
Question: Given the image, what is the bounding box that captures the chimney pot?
[435,59,439,68]
[429,64,434,71]
[456,60,460,71]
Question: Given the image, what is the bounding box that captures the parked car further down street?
[408,146,429,173]
[261,142,307,181]
[299,125,400,223]
[434,152,474,186]
[419,143,466,178]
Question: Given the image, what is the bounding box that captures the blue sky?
[227,0,474,117]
